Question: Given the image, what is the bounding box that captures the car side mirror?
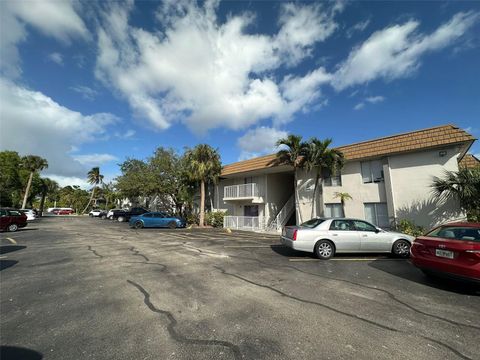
[375,228,380,233]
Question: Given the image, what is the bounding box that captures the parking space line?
[288,257,404,262]
[6,237,17,244]
[224,245,279,248]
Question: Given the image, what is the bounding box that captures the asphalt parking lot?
[1,217,479,360]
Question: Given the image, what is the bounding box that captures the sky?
[1,0,479,189]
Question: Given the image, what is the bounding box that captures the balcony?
[223,183,263,202]
[223,216,265,231]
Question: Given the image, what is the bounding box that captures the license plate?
[435,249,454,259]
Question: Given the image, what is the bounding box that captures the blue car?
[129,212,186,229]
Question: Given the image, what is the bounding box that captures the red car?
[53,208,75,215]
[0,208,28,232]
[410,222,480,283]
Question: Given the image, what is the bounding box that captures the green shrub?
[205,211,226,227]
[394,219,425,237]
[186,213,199,226]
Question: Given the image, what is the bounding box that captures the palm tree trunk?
[39,192,46,217]
[199,179,205,227]
[311,170,320,219]
[82,187,96,214]
[294,170,301,225]
[22,172,34,209]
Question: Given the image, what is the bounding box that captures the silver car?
[281,218,415,259]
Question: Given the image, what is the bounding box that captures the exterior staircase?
[266,194,295,233]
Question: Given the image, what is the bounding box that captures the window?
[8,210,21,216]
[330,219,355,231]
[361,160,384,183]
[324,204,344,218]
[427,226,480,242]
[324,175,342,187]
[143,213,153,218]
[301,218,326,228]
[0,209,7,216]
[364,203,389,228]
[353,220,377,232]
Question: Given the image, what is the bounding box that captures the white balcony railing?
[224,216,265,231]
[224,183,259,199]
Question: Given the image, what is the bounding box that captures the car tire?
[89,214,93,217]
[8,223,18,232]
[107,215,113,220]
[392,239,411,258]
[118,216,126,222]
[314,240,335,260]
[168,221,177,229]
[101,215,107,220]
[134,221,143,229]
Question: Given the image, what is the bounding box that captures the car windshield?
[300,218,325,228]
[426,226,480,242]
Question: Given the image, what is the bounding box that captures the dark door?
[244,205,259,217]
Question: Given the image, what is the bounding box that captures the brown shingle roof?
[459,154,480,169]
[221,124,475,176]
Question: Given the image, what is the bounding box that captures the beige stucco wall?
[322,161,387,220]
[388,146,465,228]
[265,173,294,224]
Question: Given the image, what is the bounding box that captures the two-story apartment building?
[215,124,476,232]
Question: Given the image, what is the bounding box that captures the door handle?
[332,234,338,236]
[362,235,368,237]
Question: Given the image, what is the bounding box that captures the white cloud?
[353,102,365,111]
[73,153,118,166]
[1,0,87,78]
[47,175,91,190]
[0,78,118,181]
[365,96,385,104]
[333,11,480,90]
[114,129,136,139]
[48,52,64,66]
[95,1,342,133]
[237,126,287,160]
[346,18,371,38]
[6,0,88,42]
[70,85,99,100]
[354,95,385,110]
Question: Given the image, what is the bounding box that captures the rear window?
[301,218,325,228]
[427,226,480,242]
[8,210,22,216]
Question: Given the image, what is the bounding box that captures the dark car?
[112,207,148,222]
[0,208,28,232]
[129,212,186,229]
[410,222,480,283]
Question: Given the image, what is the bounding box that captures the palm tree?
[184,145,222,227]
[102,182,118,209]
[305,138,345,218]
[82,167,104,214]
[21,155,48,209]
[333,192,352,217]
[271,135,308,223]
[432,168,480,221]
[38,178,59,216]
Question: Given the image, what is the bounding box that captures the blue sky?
[1,0,479,188]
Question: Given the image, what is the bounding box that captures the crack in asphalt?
[125,261,167,271]
[128,246,149,262]
[87,246,103,258]
[127,280,242,360]
[226,251,480,331]
[214,265,473,360]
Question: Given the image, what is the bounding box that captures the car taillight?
[465,250,480,259]
[292,229,297,241]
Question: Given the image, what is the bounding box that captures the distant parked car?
[410,222,480,283]
[113,207,148,222]
[281,218,414,259]
[53,208,75,215]
[129,212,186,229]
[89,209,105,217]
[0,208,28,232]
[20,209,36,221]
[107,208,123,220]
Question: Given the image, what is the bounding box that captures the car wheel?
[89,214,93,217]
[314,240,335,260]
[134,221,144,229]
[168,221,177,229]
[118,216,126,222]
[107,215,113,220]
[8,223,18,232]
[392,239,411,258]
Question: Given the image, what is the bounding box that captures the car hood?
[386,231,415,241]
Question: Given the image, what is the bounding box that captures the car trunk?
[283,226,299,239]
[415,236,480,264]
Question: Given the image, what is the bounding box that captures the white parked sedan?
[281,218,415,259]
[20,209,36,221]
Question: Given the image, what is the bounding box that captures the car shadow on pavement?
[0,260,18,271]
[270,245,316,258]
[0,346,43,360]
[369,259,480,295]
[0,245,26,255]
